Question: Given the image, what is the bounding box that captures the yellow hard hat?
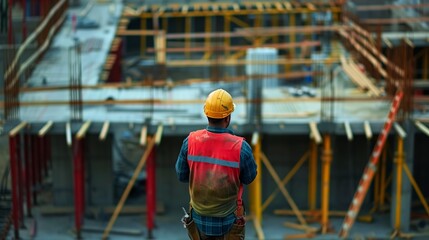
[204,89,235,119]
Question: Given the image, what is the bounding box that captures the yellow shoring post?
[286,13,296,73]
[141,16,146,55]
[262,151,310,212]
[224,15,231,57]
[162,16,168,37]
[321,134,332,234]
[272,14,279,44]
[261,152,307,226]
[203,16,211,60]
[185,16,191,58]
[394,136,404,231]
[250,132,262,223]
[403,163,429,216]
[254,14,263,46]
[308,140,318,211]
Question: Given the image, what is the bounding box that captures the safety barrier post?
[24,133,32,217]
[74,121,91,239]
[9,122,27,239]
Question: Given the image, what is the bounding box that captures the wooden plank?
[82,226,142,236]
[393,122,407,138]
[9,122,28,137]
[309,122,322,144]
[140,125,147,146]
[284,221,318,233]
[155,124,163,145]
[99,121,110,141]
[38,121,54,137]
[364,121,372,139]
[66,122,72,147]
[102,138,156,239]
[76,121,91,139]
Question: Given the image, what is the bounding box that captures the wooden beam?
[155,124,163,145]
[9,122,28,137]
[99,121,110,141]
[140,125,147,146]
[364,121,372,140]
[344,121,353,141]
[393,122,407,139]
[102,137,156,239]
[38,121,53,137]
[309,122,322,144]
[76,121,91,140]
[415,121,429,137]
[66,122,72,147]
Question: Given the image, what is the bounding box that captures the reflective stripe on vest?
[188,129,243,217]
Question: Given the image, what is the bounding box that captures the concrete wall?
[51,134,114,206]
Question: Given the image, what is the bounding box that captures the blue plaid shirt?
[175,126,257,236]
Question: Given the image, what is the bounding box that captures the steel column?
[73,139,85,239]
[146,143,156,238]
[24,134,32,217]
[9,135,20,239]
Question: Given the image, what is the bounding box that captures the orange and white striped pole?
[339,90,403,238]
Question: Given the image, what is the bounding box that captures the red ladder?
[339,90,404,238]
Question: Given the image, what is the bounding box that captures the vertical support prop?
[204,16,211,59]
[185,16,191,58]
[8,122,27,239]
[73,138,84,239]
[8,0,13,44]
[24,133,32,217]
[9,135,20,239]
[308,140,318,211]
[140,16,146,55]
[250,132,262,223]
[224,15,230,56]
[321,134,332,233]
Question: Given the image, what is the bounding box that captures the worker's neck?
[208,123,228,129]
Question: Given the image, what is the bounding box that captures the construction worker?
[176,88,257,240]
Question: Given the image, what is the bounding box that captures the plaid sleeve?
[239,140,257,185]
[175,137,190,182]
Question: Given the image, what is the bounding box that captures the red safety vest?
[187,129,243,217]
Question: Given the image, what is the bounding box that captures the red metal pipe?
[31,135,38,205]
[8,0,13,44]
[73,139,84,239]
[9,135,20,239]
[16,136,24,226]
[24,134,32,217]
[22,0,27,39]
[146,145,156,238]
[39,136,46,178]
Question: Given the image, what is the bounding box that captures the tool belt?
[182,206,246,240]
